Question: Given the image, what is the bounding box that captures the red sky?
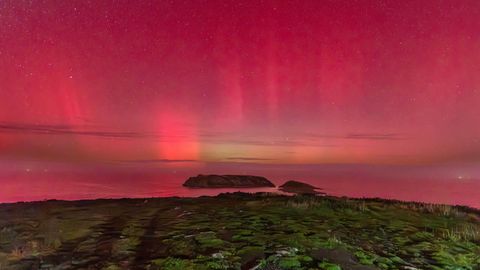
[1,0,480,166]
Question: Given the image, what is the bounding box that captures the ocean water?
[1,161,479,208]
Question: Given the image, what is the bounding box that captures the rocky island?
[183,174,275,188]
[279,180,324,195]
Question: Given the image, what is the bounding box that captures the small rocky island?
[279,180,324,195]
[183,174,275,188]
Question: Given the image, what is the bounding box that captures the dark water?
[1,161,479,208]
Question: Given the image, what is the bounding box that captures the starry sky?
[1,0,480,167]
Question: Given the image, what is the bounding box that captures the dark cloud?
[216,138,338,147]
[0,122,243,141]
[224,157,277,161]
[303,132,406,141]
[118,159,198,163]
[0,122,405,147]
[344,133,406,141]
[0,122,153,139]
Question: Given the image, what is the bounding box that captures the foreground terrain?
[0,193,479,270]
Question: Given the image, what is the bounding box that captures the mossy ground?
[0,193,479,269]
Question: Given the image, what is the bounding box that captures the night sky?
[1,0,480,166]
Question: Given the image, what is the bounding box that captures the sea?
[1,160,479,208]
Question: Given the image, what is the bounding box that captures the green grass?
[0,193,479,269]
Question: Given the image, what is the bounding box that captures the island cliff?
[183,174,275,188]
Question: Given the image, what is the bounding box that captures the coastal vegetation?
[1,193,479,269]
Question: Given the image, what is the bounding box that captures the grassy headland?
[0,193,479,269]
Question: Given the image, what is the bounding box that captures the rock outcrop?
[183,174,275,188]
[279,180,323,195]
